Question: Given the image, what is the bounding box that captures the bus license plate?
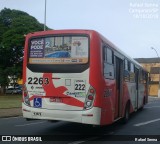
[50,97,62,103]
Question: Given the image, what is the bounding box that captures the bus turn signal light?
[84,86,96,110]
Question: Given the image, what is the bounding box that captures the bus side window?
[130,63,134,72]
[139,69,143,83]
[106,48,113,64]
[124,59,130,81]
[130,63,135,82]
[103,46,114,79]
[128,61,131,71]
[125,59,128,70]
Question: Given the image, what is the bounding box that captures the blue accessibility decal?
[33,98,42,108]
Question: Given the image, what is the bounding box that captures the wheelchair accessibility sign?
[34,98,42,108]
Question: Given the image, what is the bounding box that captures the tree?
[0,8,50,93]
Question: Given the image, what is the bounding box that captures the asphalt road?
[0,97,160,144]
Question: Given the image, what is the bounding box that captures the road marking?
[148,100,160,103]
[68,137,99,144]
[0,116,22,120]
[134,118,160,127]
[68,140,86,144]
[15,121,46,127]
[145,106,160,109]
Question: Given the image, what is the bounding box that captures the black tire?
[140,97,145,110]
[122,103,130,124]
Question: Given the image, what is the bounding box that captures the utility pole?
[44,0,47,31]
[151,47,160,98]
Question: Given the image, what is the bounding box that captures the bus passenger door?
[114,57,123,119]
[135,68,139,110]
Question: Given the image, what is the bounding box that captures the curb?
[0,107,22,118]
[0,115,22,118]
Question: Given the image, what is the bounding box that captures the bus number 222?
[75,84,85,91]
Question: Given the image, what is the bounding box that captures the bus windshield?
[29,36,89,65]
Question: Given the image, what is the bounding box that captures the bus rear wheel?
[122,103,130,124]
[140,97,145,110]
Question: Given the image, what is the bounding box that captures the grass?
[0,95,22,109]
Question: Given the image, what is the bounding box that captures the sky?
[0,0,160,58]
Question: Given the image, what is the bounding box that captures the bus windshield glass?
[29,36,89,65]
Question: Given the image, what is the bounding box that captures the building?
[135,58,160,96]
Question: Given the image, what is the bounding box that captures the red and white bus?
[22,30,149,125]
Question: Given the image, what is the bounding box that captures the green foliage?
[0,95,22,108]
[0,8,50,91]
